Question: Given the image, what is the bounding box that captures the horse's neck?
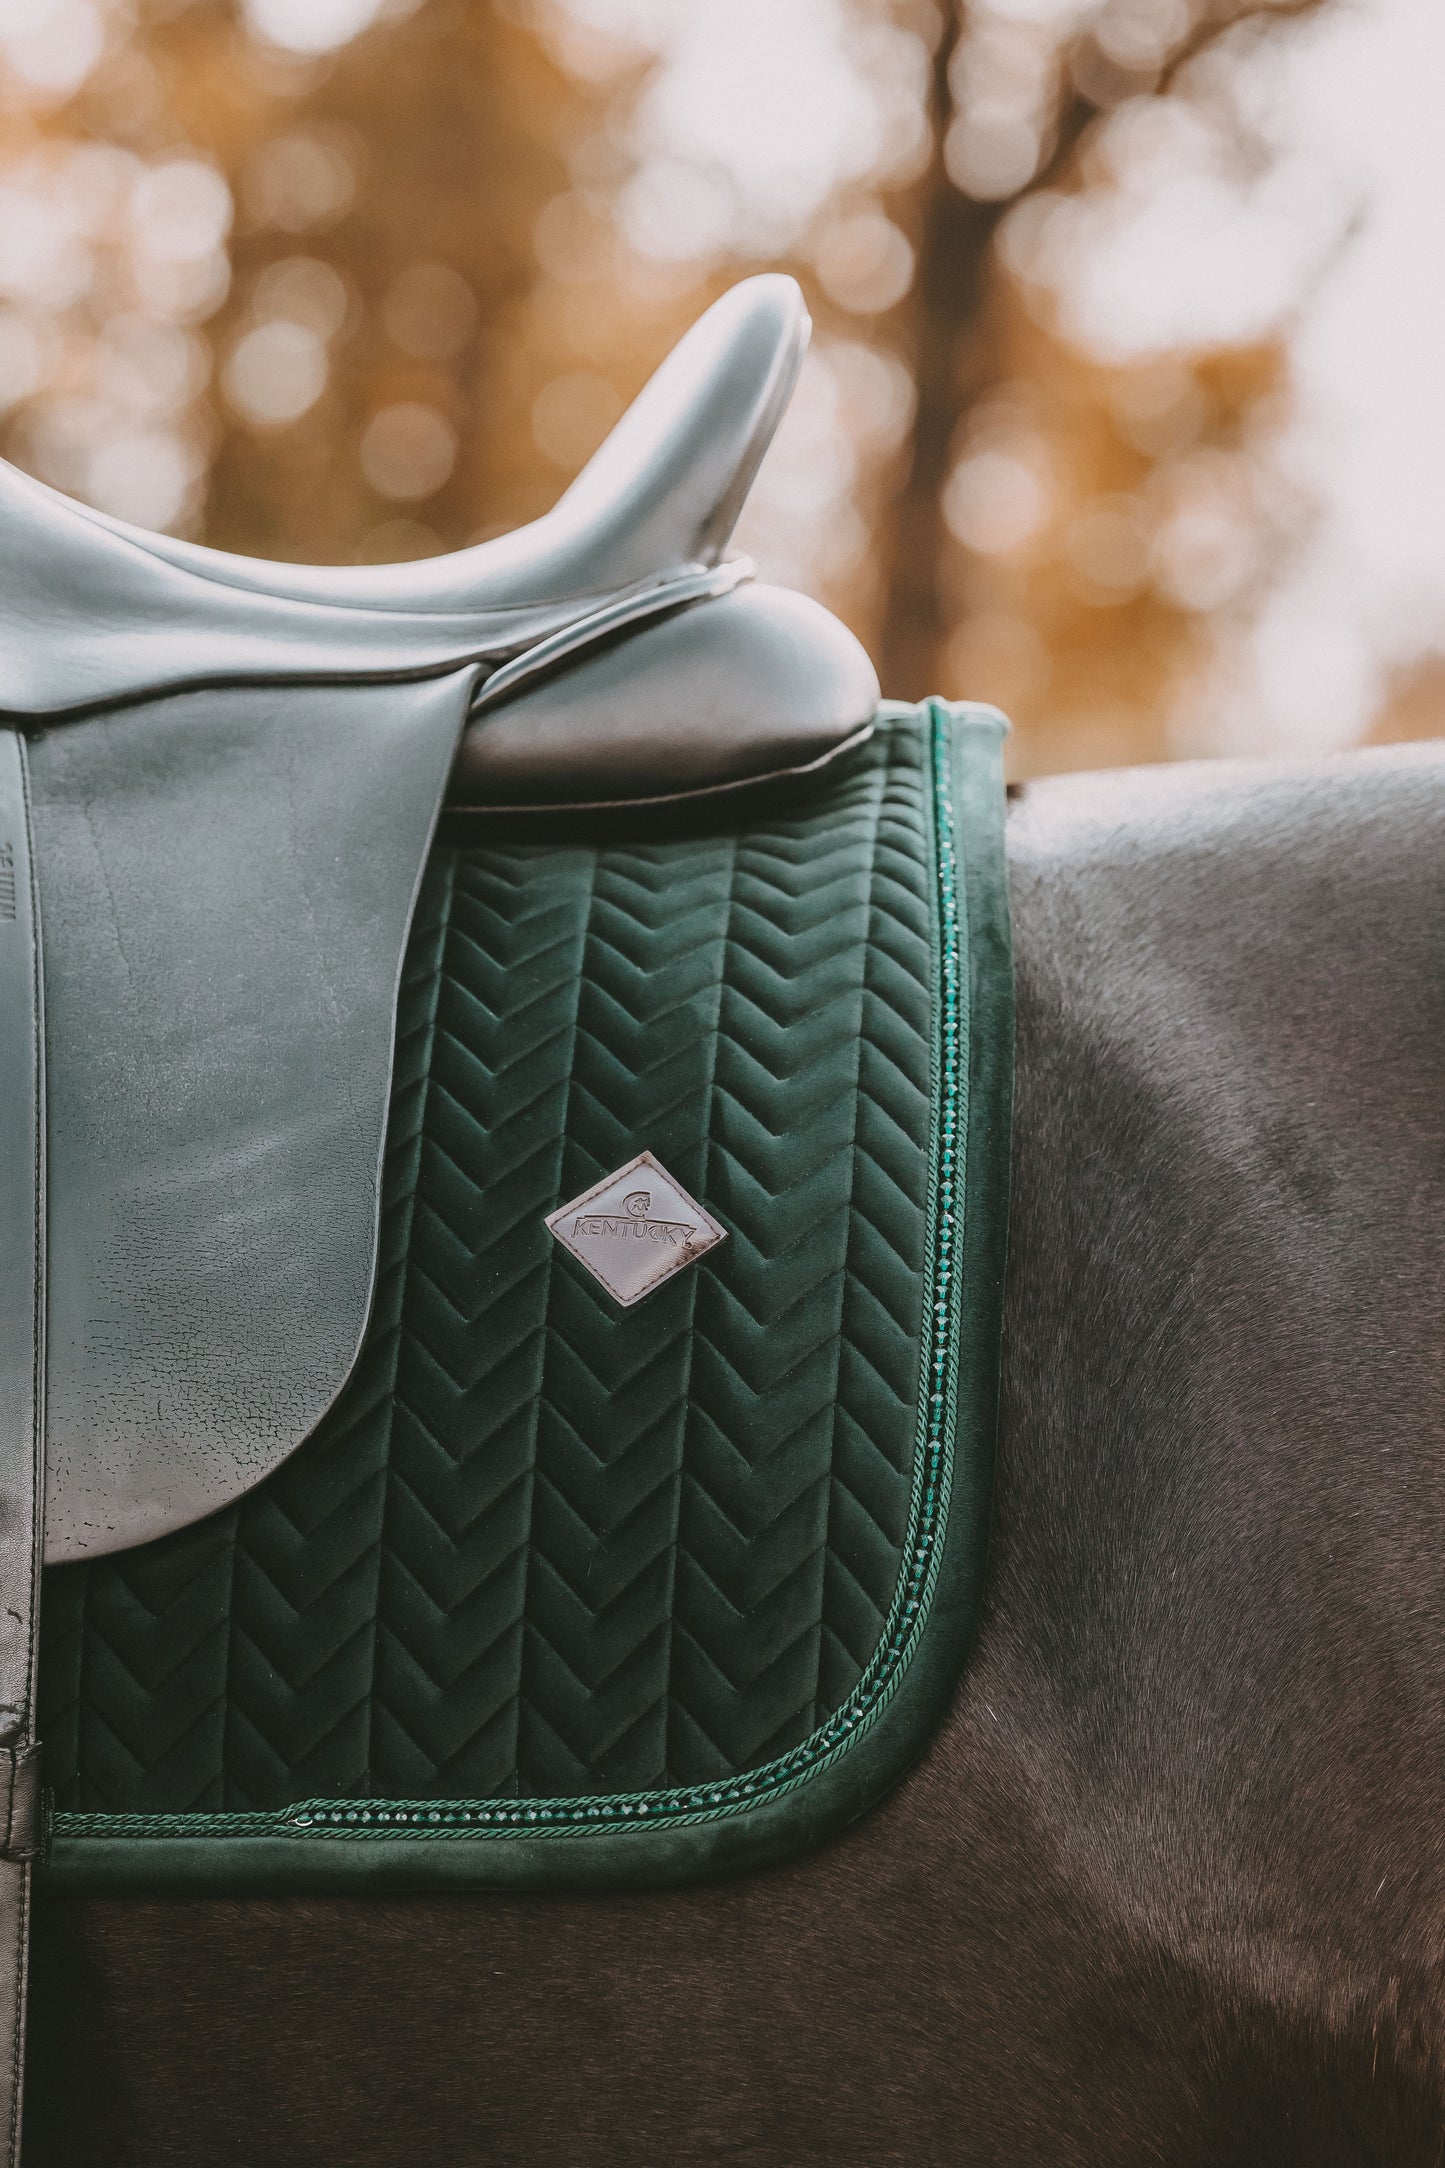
[993,738,1445,2014]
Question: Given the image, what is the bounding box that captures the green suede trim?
[40,701,1013,1892]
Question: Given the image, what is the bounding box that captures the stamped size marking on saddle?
[546,1149,725,1307]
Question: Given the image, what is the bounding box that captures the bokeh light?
[0,0,1441,773]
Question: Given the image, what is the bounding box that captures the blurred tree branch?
[879,0,1327,703]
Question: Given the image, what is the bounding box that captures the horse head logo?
[622,1191,651,1218]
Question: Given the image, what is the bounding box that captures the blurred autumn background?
[1,0,1442,777]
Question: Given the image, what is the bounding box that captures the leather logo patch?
[546,1150,725,1307]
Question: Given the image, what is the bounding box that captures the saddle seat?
[64,273,806,616]
[0,273,876,804]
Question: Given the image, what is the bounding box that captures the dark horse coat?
[29,741,1445,2166]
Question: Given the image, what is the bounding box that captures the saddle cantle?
[0,273,1014,2168]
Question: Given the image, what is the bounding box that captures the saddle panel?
[453,584,878,809]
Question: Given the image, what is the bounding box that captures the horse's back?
[989,739,1445,2159]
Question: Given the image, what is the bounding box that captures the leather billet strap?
[0,728,45,2166]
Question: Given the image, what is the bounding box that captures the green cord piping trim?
[41,699,1013,1892]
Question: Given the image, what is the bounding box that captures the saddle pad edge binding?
[39,699,1014,1893]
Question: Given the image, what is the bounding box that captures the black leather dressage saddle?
[0,274,885,2160]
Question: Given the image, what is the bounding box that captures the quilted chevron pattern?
[38,718,935,1814]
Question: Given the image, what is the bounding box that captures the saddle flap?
[34,671,474,1561]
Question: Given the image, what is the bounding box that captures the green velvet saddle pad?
[37,700,1012,1891]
